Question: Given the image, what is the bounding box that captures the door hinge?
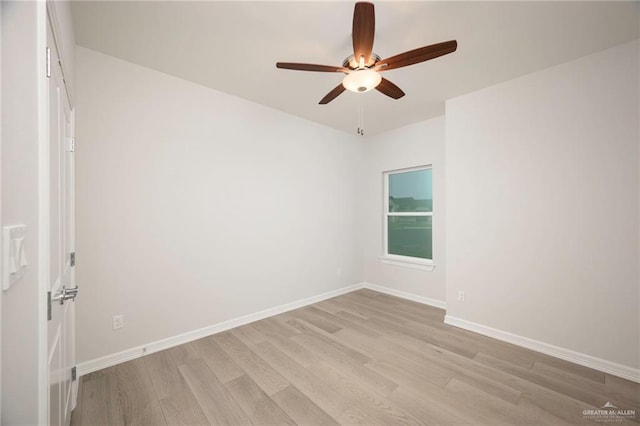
[46,47,51,78]
[66,138,75,153]
[70,252,76,267]
[71,367,77,381]
[47,291,52,321]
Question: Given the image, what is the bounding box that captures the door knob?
[52,286,79,305]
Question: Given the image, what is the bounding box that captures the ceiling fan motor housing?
[342,53,381,70]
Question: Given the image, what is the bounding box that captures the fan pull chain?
[357,104,365,136]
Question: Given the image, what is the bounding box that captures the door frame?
[39,1,76,423]
[37,0,49,421]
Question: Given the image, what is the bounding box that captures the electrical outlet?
[457,291,465,302]
[112,314,124,330]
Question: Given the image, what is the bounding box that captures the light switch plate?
[2,225,27,291]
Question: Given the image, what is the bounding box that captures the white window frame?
[381,165,434,271]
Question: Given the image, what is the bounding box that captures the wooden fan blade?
[319,84,346,104]
[376,78,405,99]
[377,40,457,72]
[276,62,348,73]
[352,2,375,66]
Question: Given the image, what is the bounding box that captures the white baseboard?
[445,315,640,384]
[362,282,447,309]
[79,282,639,385]
[76,283,364,376]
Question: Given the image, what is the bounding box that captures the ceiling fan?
[276,2,457,104]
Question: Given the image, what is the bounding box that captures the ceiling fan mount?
[276,1,458,104]
[342,53,381,70]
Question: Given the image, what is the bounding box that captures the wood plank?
[364,358,479,424]
[475,351,637,413]
[280,313,332,336]
[262,315,302,338]
[444,377,567,425]
[472,352,615,424]
[287,318,373,364]
[379,332,523,404]
[292,331,398,397]
[301,359,421,426]
[531,361,640,402]
[360,290,445,318]
[339,293,415,325]
[224,375,296,425]
[518,391,603,424]
[322,298,371,319]
[214,330,290,395]
[288,307,343,334]
[250,340,354,418]
[336,400,421,426]
[77,368,124,426]
[388,385,473,426]
[232,323,267,346]
[347,290,446,324]
[271,385,339,425]
[115,358,167,425]
[533,361,640,411]
[178,359,252,425]
[332,328,457,389]
[605,374,640,401]
[336,306,481,360]
[532,355,606,384]
[348,291,538,369]
[446,326,540,368]
[305,305,382,338]
[250,320,320,367]
[376,360,526,425]
[166,341,200,366]
[188,336,244,383]
[144,350,209,425]
[313,299,343,314]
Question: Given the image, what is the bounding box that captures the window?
[383,166,433,268]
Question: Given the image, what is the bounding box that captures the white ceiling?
[72,1,639,136]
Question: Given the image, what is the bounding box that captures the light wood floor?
[71,289,640,425]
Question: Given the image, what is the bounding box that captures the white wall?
[362,117,446,303]
[75,47,364,363]
[446,41,639,370]
[1,1,46,424]
[76,36,638,379]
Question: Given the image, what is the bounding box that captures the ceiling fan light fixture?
[342,69,382,93]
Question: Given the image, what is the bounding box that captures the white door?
[47,13,76,426]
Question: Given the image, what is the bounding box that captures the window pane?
[388,216,432,259]
[388,169,432,212]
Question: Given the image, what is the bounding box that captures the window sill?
[379,256,435,271]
